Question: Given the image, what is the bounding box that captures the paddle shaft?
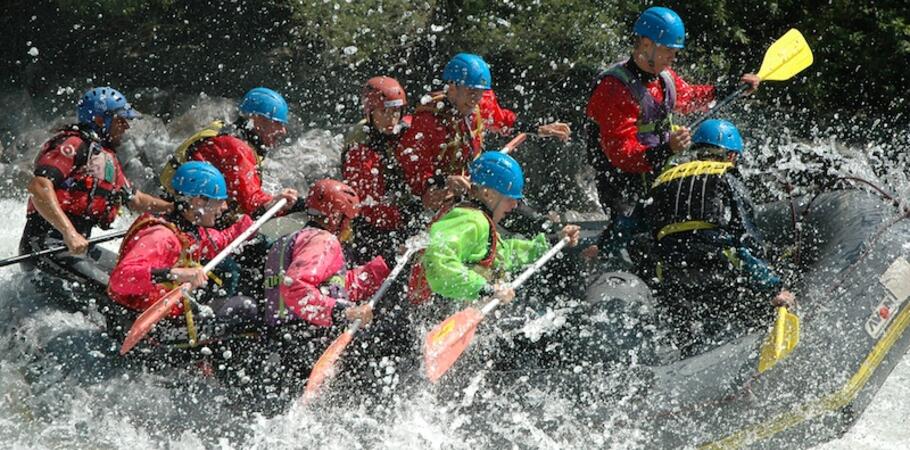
[501,133,527,155]
[199,198,288,274]
[479,238,569,316]
[0,229,127,268]
[687,84,749,131]
[346,245,421,335]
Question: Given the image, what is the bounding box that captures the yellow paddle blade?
[757,29,814,82]
[758,307,801,373]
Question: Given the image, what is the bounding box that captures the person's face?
[251,115,288,148]
[186,197,228,227]
[635,37,679,74]
[96,115,131,146]
[370,106,403,135]
[485,189,519,223]
[446,84,485,116]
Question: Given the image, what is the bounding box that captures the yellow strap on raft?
[183,296,198,347]
[652,160,734,188]
[656,220,716,241]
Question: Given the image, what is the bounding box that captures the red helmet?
[362,76,407,117]
[306,179,361,232]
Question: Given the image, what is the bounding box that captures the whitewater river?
[1,97,908,448]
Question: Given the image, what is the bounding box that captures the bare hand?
[170,267,209,289]
[581,244,600,262]
[63,230,89,255]
[445,175,471,196]
[772,290,796,309]
[422,187,454,211]
[560,224,581,247]
[276,188,299,212]
[537,122,572,142]
[345,303,374,325]
[740,73,761,95]
[669,127,691,154]
[492,283,516,304]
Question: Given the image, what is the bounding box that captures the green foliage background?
[1,0,907,129]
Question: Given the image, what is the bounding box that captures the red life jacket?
[406,205,499,305]
[30,130,131,229]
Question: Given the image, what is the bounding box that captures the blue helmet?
[76,87,140,135]
[171,161,228,200]
[633,7,686,49]
[442,53,492,90]
[469,151,525,199]
[692,119,744,154]
[239,87,289,124]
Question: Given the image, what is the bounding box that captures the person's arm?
[497,233,551,272]
[670,68,717,115]
[343,145,402,228]
[27,176,88,254]
[344,256,390,302]
[129,190,173,215]
[422,210,491,301]
[396,113,443,197]
[196,214,255,260]
[481,90,571,141]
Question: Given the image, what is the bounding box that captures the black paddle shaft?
[687,83,750,130]
[0,230,127,268]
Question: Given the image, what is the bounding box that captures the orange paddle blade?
[119,283,187,355]
[424,307,484,383]
[301,330,355,404]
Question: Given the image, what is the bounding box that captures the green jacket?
[423,207,550,301]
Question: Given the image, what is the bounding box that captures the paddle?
[424,237,569,383]
[757,306,800,373]
[688,28,814,130]
[301,233,428,404]
[119,198,288,355]
[1,230,127,268]
[501,132,527,154]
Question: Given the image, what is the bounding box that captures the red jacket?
[396,90,517,197]
[108,213,254,314]
[342,124,410,231]
[586,67,715,174]
[190,134,273,215]
[277,227,390,327]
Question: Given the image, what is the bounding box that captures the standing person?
[397,53,571,213]
[20,87,172,292]
[410,151,580,307]
[160,87,299,220]
[645,120,793,355]
[584,6,760,258]
[342,76,420,263]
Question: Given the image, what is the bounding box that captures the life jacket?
[31,129,132,229]
[111,213,204,344]
[649,160,736,240]
[406,205,499,305]
[591,61,677,148]
[159,120,227,196]
[416,92,485,176]
[262,228,349,326]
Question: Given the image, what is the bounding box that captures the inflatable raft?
[432,190,910,448]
